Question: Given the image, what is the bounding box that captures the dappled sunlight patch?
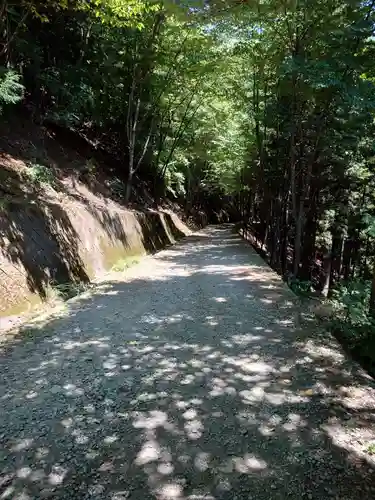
[71,428,89,445]
[48,465,68,486]
[180,374,198,385]
[16,467,32,480]
[240,386,265,403]
[199,264,248,275]
[225,334,265,347]
[10,438,34,453]
[184,418,203,440]
[182,409,198,420]
[229,454,268,474]
[104,434,118,445]
[337,386,375,410]
[301,339,345,364]
[194,452,211,472]
[157,482,184,499]
[282,413,308,432]
[101,289,120,296]
[212,297,227,303]
[135,440,161,465]
[186,494,216,500]
[63,382,85,397]
[133,410,170,431]
[58,337,111,351]
[60,416,74,429]
[233,359,274,375]
[274,318,294,327]
[25,390,39,399]
[140,314,164,325]
[323,419,375,459]
[260,298,273,305]
[157,462,175,475]
[204,315,218,327]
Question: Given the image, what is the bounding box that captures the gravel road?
[1,226,375,499]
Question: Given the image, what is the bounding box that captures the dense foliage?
[2,0,375,356]
[0,0,244,210]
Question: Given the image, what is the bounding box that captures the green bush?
[331,279,371,327]
[111,257,139,272]
[27,163,55,186]
[330,279,375,377]
[0,68,24,111]
[288,277,313,298]
[50,281,89,301]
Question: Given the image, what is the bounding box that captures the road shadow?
[0,227,374,499]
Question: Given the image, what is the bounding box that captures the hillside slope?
[0,118,205,321]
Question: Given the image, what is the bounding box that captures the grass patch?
[48,281,90,301]
[111,256,139,272]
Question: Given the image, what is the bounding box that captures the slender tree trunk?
[369,261,375,318]
[300,212,316,281]
[293,198,304,278]
[280,211,288,276]
[342,238,353,281]
[322,252,332,297]
[124,166,133,204]
[329,198,348,294]
[329,230,345,295]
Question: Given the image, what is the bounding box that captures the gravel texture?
[1,225,375,499]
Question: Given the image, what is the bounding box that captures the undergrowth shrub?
[330,279,375,376]
[27,162,55,186]
[0,68,24,112]
[331,280,372,332]
[288,278,313,298]
[106,177,126,199]
[49,281,89,301]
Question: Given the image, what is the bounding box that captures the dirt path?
[1,226,375,499]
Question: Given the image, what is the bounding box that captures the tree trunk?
[300,210,316,281]
[124,169,133,204]
[369,260,375,319]
[329,201,348,294]
[342,238,353,281]
[293,197,304,278]
[322,252,332,297]
[329,231,345,296]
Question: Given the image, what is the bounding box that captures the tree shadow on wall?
[0,166,189,306]
[0,165,89,300]
[138,211,187,254]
